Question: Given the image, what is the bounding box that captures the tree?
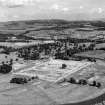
[78,79,87,85]
[0,64,12,74]
[96,82,101,88]
[67,77,76,84]
[89,80,97,86]
[61,64,67,69]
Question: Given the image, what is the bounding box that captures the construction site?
[0,53,104,105]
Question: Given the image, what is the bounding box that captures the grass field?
[75,50,105,60]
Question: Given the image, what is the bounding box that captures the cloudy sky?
[0,0,104,21]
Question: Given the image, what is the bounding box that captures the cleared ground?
[13,59,92,82]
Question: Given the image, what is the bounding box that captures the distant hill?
[0,19,105,41]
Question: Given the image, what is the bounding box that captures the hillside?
[0,19,105,41]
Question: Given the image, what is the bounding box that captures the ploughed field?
[0,53,105,105]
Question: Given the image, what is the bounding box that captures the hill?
[0,19,105,41]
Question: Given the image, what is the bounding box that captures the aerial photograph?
[0,0,105,105]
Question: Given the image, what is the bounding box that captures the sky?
[0,0,105,21]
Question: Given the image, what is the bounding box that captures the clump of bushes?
[10,76,38,84]
[10,77,28,84]
[88,80,101,88]
[65,77,101,88]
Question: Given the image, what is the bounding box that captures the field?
[75,50,105,60]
